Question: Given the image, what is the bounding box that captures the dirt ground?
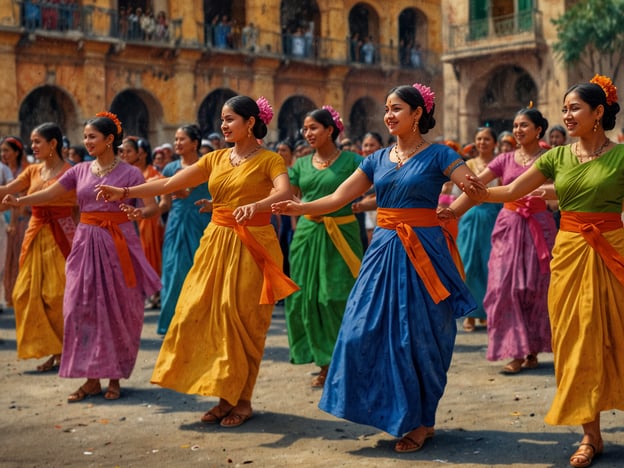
[0,305,621,468]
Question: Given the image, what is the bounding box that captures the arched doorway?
[398,8,428,68]
[110,89,164,146]
[277,95,317,142]
[348,3,380,64]
[197,88,238,138]
[478,66,538,135]
[348,97,386,142]
[18,85,80,146]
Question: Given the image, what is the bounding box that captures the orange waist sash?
[560,211,624,286]
[503,198,551,274]
[80,211,136,288]
[211,208,299,304]
[304,214,361,278]
[377,208,454,304]
[20,206,73,267]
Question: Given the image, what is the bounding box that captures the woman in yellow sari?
[0,123,75,371]
[96,95,297,428]
[454,75,622,468]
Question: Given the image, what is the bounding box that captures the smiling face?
[361,135,382,156]
[474,129,496,157]
[83,124,112,159]
[384,92,421,138]
[30,130,56,161]
[1,141,19,166]
[220,105,252,144]
[174,128,198,157]
[301,116,333,149]
[121,140,140,165]
[562,91,602,139]
[512,114,541,148]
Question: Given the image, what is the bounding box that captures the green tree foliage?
[552,0,624,81]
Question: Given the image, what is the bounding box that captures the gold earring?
[593,119,600,132]
[248,127,253,137]
[412,119,419,133]
[107,143,111,148]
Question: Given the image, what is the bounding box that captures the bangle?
[122,187,130,199]
[15,197,20,205]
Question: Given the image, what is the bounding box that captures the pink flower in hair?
[322,105,345,133]
[412,83,435,113]
[256,96,274,125]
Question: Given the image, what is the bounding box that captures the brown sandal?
[521,354,539,369]
[501,358,524,374]
[201,404,233,424]
[68,382,102,402]
[570,440,603,468]
[220,411,253,428]
[395,427,435,453]
[36,355,60,372]
[311,366,329,388]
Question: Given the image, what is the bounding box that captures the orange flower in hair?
[96,111,123,135]
[590,75,618,106]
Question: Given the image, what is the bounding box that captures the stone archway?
[197,88,238,138]
[18,85,80,147]
[478,65,538,136]
[277,95,317,142]
[110,89,164,146]
[348,96,386,142]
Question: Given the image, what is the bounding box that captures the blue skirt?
[318,224,476,437]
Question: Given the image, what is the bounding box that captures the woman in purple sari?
[3,113,161,401]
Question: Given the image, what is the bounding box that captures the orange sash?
[80,211,136,288]
[304,214,361,277]
[560,211,624,286]
[20,206,73,267]
[503,198,551,274]
[377,208,457,304]
[211,208,299,304]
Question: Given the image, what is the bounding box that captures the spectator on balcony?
[410,42,423,69]
[24,0,41,30]
[155,11,169,41]
[41,0,59,30]
[214,15,231,49]
[291,27,306,58]
[140,8,156,40]
[242,22,258,52]
[360,36,375,65]
[304,23,314,57]
[128,8,141,40]
[59,0,76,31]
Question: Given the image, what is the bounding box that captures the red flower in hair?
[256,96,274,125]
[96,111,123,135]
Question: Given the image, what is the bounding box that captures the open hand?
[96,184,124,202]
[272,200,305,216]
[233,202,258,224]
[195,198,213,214]
[460,175,489,202]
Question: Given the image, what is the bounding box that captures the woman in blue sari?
[273,84,485,452]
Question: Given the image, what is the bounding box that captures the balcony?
[444,9,546,62]
[7,1,439,73]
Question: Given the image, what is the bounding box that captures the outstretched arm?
[272,169,372,217]
[96,164,206,201]
[477,165,548,202]
[2,182,69,207]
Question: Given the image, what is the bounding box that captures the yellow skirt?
[151,223,279,404]
[13,227,66,359]
[545,229,624,425]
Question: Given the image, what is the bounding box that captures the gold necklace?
[516,147,543,166]
[394,140,427,169]
[313,148,340,168]
[574,139,610,163]
[230,145,261,167]
[92,156,120,177]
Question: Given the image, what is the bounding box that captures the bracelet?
[122,187,130,199]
